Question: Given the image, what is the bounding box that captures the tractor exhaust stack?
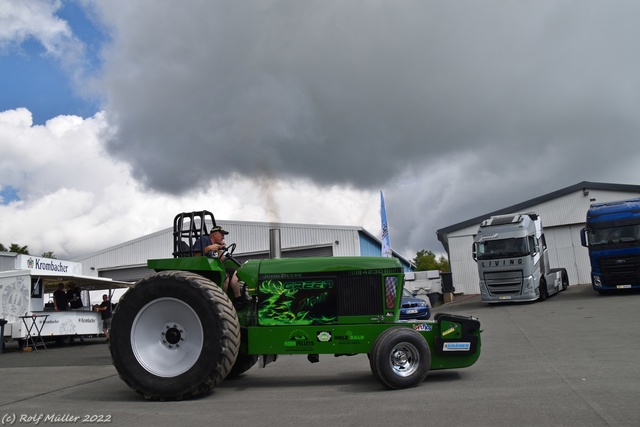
[269,228,282,259]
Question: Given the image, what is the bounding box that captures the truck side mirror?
[580,228,588,247]
[471,243,477,262]
[528,236,538,256]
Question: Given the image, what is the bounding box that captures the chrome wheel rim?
[389,342,420,377]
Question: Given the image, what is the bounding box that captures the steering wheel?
[221,243,239,265]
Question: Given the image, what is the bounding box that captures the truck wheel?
[538,280,548,301]
[369,327,431,389]
[561,274,569,291]
[110,271,240,400]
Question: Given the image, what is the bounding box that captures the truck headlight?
[593,275,602,287]
[524,277,534,292]
[480,282,488,295]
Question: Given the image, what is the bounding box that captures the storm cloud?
[94,1,640,195]
[4,1,640,260]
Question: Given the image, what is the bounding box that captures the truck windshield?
[588,224,640,246]
[476,237,529,260]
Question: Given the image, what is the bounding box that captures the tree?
[8,243,29,254]
[0,243,29,254]
[413,249,450,272]
[1,243,54,256]
[436,254,450,272]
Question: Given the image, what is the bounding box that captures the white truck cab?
[472,213,568,303]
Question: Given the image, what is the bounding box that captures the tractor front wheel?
[109,271,240,400]
[369,327,431,389]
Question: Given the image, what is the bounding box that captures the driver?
[193,226,248,309]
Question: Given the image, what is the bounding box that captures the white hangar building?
[436,181,640,295]
[73,217,414,283]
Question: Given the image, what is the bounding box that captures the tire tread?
[110,270,240,400]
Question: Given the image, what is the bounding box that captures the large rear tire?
[227,354,259,378]
[110,271,240,400]
[369,327,431,389]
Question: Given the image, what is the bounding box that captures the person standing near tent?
[53,283,69,311]
[95,294,113,343]
[67,283,83,309]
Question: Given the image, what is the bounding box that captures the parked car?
[400,288,430,320]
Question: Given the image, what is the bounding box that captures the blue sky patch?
[0,2,107,124]
[0,186,21,205]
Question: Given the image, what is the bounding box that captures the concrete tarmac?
[1,283,639,427]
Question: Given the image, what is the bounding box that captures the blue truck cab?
[580,198,640,293]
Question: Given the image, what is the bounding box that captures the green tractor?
[109,211,482,400]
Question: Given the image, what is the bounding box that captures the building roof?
[436,181,640,253]
[72,218,415,271]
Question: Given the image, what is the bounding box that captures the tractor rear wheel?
[227,354,259,378]
[369,327,430,389]
[110,270,240,400]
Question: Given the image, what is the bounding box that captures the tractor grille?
[600,254,640,285]
[337,275,382,317]
[483,270,524,297]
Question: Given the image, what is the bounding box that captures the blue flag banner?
[380,191,392,257]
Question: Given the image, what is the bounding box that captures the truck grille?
[483,270,524,297]
[600,255,640,285]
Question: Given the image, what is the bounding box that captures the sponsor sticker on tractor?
[443,342,471,351]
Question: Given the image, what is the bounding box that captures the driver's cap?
[210,226,229,235]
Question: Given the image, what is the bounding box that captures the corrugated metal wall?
[445,188,640,294]
[360,236,385,257]
[0,253,16,271]
[219,221,361,256]
[73,220,365,279]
